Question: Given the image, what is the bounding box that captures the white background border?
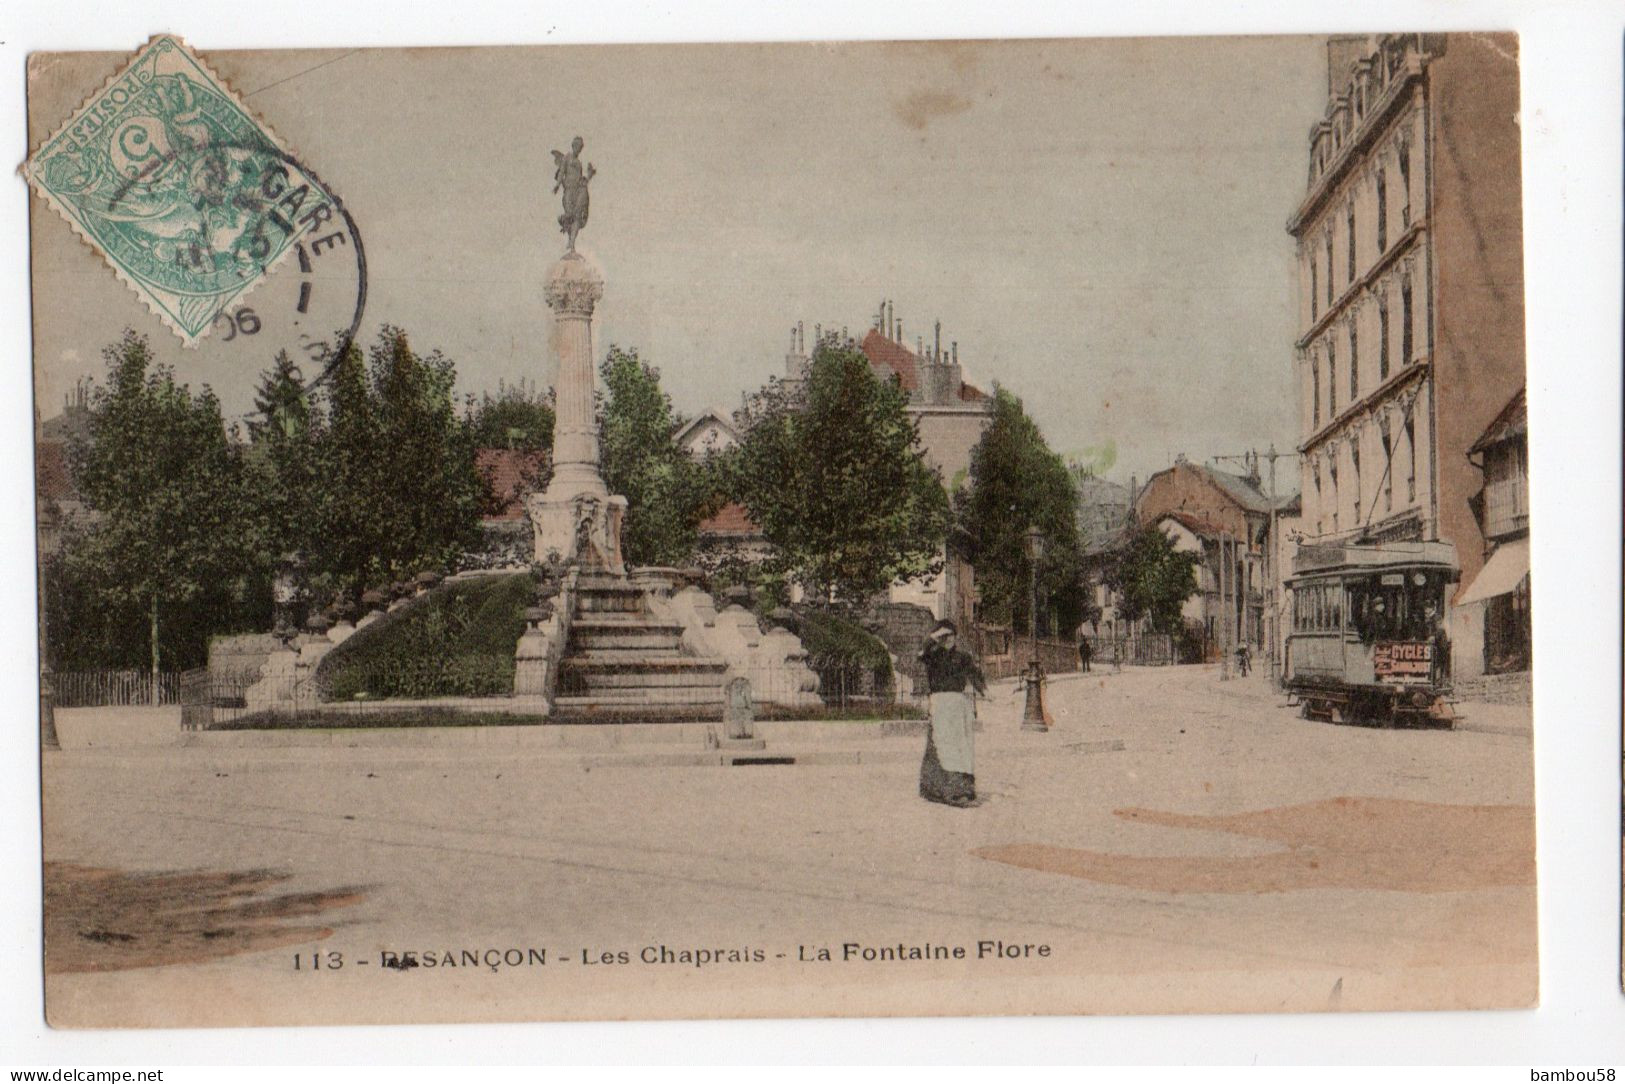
[2,0,1620,1066]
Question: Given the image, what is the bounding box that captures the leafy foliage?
[956,387,1087,636]
[599,346,721,567]
[730,338,950,607]
[794,607,894,674]
[316,573,532,700]
[1107,525,1200,634]
[61,331,260,674]
[50,326,494,672]
[245,350,320,568]
[468,378,555,453]
[307,327,485,598]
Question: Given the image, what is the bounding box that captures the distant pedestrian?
[1112,639,1123,673]
[1077,636,1092,673]
[1235,643,1251,676]
[917,620,987,808]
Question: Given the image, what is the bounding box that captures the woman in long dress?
[918,620,987,807]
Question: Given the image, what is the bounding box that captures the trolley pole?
[1218,531,1230,680]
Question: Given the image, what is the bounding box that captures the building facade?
[1286,33,1525,679]
[1135,457,1281,657]
[1455,387,1530,675]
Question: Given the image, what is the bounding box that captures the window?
[1377,171,1388,251]
[1398,140,1412,226]
[1380,419,1393,511]
[1311,358,1321,427]
[1312,461,1323,535]
[1325,237,1334,306]
[1346,205,1357,282]
[1328,341,1337,417]
[1310,256,1318,321]
[1378,296,1391,379]
[1328,459,1340,532]
[1401,279,1414,363]
[1350,443,1362,523]
[1405,415,1417,501]
[1349,322,1359,399]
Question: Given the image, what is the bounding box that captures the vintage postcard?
[28,33,1534,1028]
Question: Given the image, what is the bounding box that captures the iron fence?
[973,630,1084,682]
[52,669,180,707]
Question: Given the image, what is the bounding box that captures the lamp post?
[1021,524,1048,732]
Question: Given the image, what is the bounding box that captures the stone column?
[528,252,627,571]
[544,254,607,497]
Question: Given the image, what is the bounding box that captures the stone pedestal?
[527,252,627,573]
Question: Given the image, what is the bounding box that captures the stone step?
[562,652,727,669]
[572,630,685,650]
[562,670,730,692]
[551,696,725,724]
[571,617,686,633]
[575,597,646,615]
[563,644,687,659]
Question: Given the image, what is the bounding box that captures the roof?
[1202,466,1275,515]
[697,501,761,538]
[475,448,547,521]
[36,440,78,503]
[1155,510,1229,540]
[1469,387,1527,456]
[858,328,989,403]
[672,408,739,449]
[39,405,92,444]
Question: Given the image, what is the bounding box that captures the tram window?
[1349,577,1406,642]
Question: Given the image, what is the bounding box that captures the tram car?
[1283,541,1459,727]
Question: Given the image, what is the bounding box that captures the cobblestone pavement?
[42,665,1536,1026]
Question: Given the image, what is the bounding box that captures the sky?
[28,36,1327,486]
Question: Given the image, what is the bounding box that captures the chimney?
[798,321,805,353]
[887,300,894,339]
[897,321,903,346]
[952,341,958,365]
[934,320,941,361]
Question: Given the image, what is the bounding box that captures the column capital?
[544,253,606,317]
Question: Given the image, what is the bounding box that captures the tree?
[66,330,258,689]
[246,350,322,569]
[310,327,484,596]
[957,387,1087,637]
[731,337,950,607]
[598,346,720,567]
[468,378,554,452]
[1108,525,1200,634]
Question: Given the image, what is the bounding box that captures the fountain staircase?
[551,571,730,723]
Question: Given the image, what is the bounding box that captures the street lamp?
[1021,524,1048,731]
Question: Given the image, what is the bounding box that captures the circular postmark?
[101,139,368,406]
[29,37,367,406]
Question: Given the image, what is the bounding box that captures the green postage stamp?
[23,35,340,346]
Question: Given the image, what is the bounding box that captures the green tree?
[1108,525,1200,634]
[957,387,1087,637]
[599,345,720,567]
[468,378,554,452]
[309,328,484,598]
[66,330,258,689]
[731,338,950,607]
[246,349,322,569]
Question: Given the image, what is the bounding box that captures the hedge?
[316,573,532,700]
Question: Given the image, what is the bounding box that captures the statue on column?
[551,136,595,253]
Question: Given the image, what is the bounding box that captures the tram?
[1283,540,1459,727]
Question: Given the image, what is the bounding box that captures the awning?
[1456,537,1530,606]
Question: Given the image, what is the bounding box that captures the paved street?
[43,665,1535,1027]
